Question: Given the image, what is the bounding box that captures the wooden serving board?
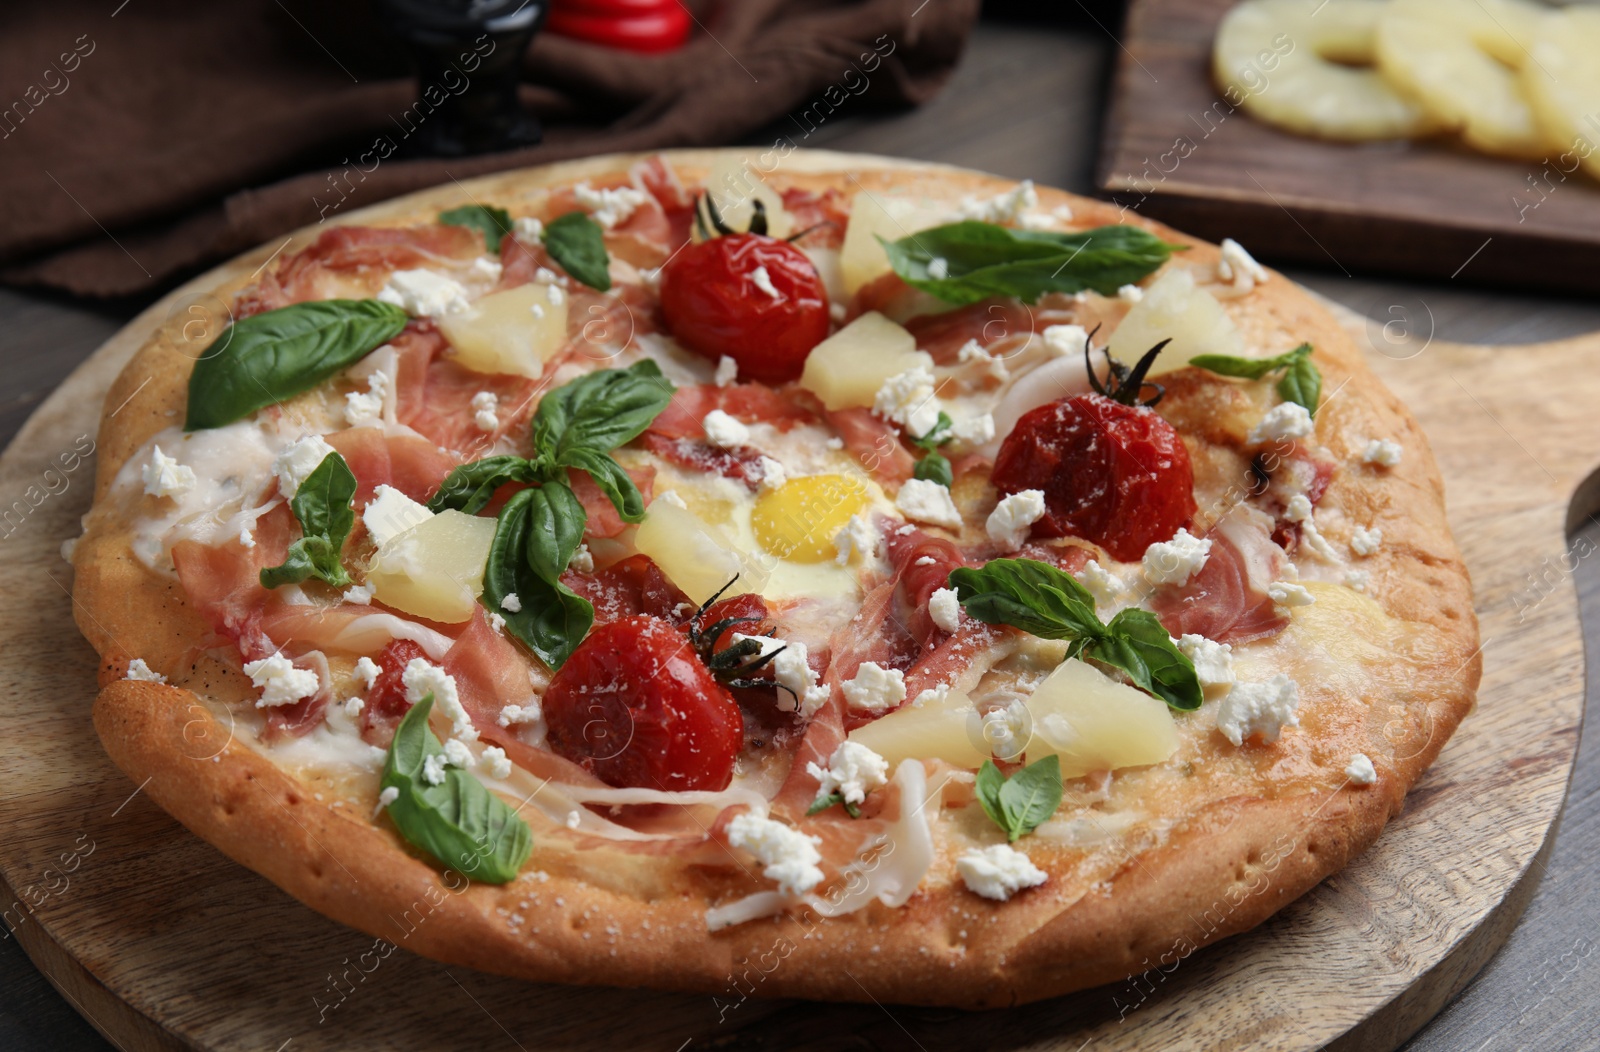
[1097,0,1600,294]
[0,153,1589,1051]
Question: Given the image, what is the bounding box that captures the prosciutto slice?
[235,225,478,317]
[1151,508,1289,645]
[390,323,538,456]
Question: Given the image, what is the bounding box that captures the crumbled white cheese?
[362,484,431,547]
[374,785,400,816]
[1298,516,1338,562]
[481,745,513,780]
[957,338,1009,382]
[873,364,942,439]
[1217,238,1269,291]
[1345,753,1377,785]
[957,180,1038,225]
[982,700,1029,761]
[927,257,950,280]
[956,844,1048,901]
[125,658,167,684]
[833,514,880,566]
[343,696,364,719]
[573,181,650,229]
[749,264,781,299]
[565,809,583,829]
[345,368,390,426]
[546,285,566,307]
[1142,528,1212,586]
[469,256,502,282]
[442,737,474,769]
[470,390,499,432]
[1343,569,1371,592]
[273,435,337,498]
[1268,580,1316,608]
[342,583,374,605]
[512,216,543,242]
[1249,402,1315,445]
[986,489,1046,551]
[1363,438,1402,467]
[1178,634,1234,691]
[896,478,963,530]
[702,409,750,448]
[422,754,448,786]
[913,683,950,708]
[1216,674,1300,746]
[533,266,561,285]
[354,656,381,690]
[756,456,788,492]
[772,640,829,717]
[377,268,470,317]
[841,661,906,713]
[714,355,739,386]
[726,812,824,896]
[1283,494,1312,523]
[1041,323,1090,358]
[1350,525,1383,556]
[1117,284,1145,303]
[929,587,962,634]
[238,526,255,550]
[243,653,320,709]
[498,702,542,727]
[655,489,688,510]
[825,436,844,450]
[1077,559,1127,609]
[489,612,506,633]
[500,592,523,613]
[402,658,476,741]
[142,445,197,500]
[952,412,995,445]
[568,543,594,573]
[806,740,889,806]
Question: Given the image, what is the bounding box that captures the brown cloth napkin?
[0,0,978,298]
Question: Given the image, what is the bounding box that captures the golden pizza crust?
[73,150,1479,1007]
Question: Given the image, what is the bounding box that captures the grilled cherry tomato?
[543,616,744,791]
[991,338,1195,562]
[659,232,830,384]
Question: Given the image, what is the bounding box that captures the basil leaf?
[439,204,513,253]
[911,411,955,452]
[806,793,861,819]
[1277,350,1322,417]
[523,481,587,583]
[185,300,407,431]
[1190,343,1321,417]
[427,455,543,514]
[380,695,532,884]
[543,211,611,291]
[483,489,594,668]
[532,360,675,461]
[975,760,1007,832]
[880,223,1180,306]
[562,449,646,523]
[1096,609,1204,711]
[996,755,1063,841]
[912,452,953,487]
[260,452,355,589]
[949,558,1103,642]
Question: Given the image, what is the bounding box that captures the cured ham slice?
[563,554,694,626]
[391,323,537,456]
[780,187,849,249]
[905,299,1037,364]
[826,408,915,486]
[568,465,655,538]
[639,433,762,489]
[1151,508,1289,645]
[325,427,458,507]
[649,382,817,440]
[235,225,479,317]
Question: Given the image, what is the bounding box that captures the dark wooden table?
[4,13,1599,1052]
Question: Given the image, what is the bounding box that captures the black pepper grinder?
[378,0,547,157]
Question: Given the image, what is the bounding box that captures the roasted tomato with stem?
[658,195,830,384]
[991,335,1196,562]
[542,580,786,791]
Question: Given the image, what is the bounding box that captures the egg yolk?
[751,474,874,563]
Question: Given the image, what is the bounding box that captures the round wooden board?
[0,151,1586,1052]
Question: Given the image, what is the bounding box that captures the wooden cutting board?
[1097,0,1600,294]
[0,151,1587,1052]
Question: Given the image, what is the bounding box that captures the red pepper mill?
[545,0,692,53]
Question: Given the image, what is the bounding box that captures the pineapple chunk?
[847,688,990,770]
[699,156,794,240]
[1376,0,1555,159]
[1522,8,1600,181]
[633,499,770,604]
[1214,0,1440,141]
[839,190,951,295]
[366,510,497,624]
[1025,659,1179,779]
[1107,268,1242,376]
[437,283,568,379]
[799,312,930,411]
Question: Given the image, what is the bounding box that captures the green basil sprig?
[440,204,514,253]
[380,695,532,884]
[543,211,611,292]
[429,360,675,667]
[260,451,357,589]
[185,299,407,431]
[909,412,955,487]
[975,755,1063,841]
[948,558,1202,711]
[879,222,1181,306]
[1190,342,1321,417]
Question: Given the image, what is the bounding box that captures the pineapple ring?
[1375,0,1557,159]
[1521,6,1600,179]
[1213,0,1440,142]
